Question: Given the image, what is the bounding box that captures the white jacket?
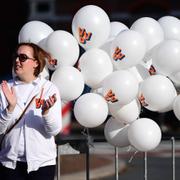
[0,77,62,173]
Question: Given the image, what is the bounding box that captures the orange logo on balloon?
[138,93,148,107]
[78,27,92,44]
[48,58,57,65]
[104,89,118,103]
[148,65,156,75]
[113,47,125,61]
[48,58,58,69]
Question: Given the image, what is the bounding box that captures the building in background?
[27,0,175,31]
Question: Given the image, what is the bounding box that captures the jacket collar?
[13,76,40,86]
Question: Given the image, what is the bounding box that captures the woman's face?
[13,45,38,80]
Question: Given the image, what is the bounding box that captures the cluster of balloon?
[18,4,180,153]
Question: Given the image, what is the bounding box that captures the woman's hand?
[1,80,17,112]
[42,94,57,115]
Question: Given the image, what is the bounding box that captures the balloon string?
[128,150,138,163]
[127,145,132,152]
[81,128,94,148]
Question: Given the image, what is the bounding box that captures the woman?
[0,42,62,180]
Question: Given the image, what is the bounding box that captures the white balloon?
[51,66,84,101]
[142,42,162,63]
[74,93,108,128]
[173,95,180,121]
[109,21,129,39]
[110,30,146,69]
[158,103,175,113]
[104,117,130,147]
[152,40,180,76]
[139,74,177,112]
[78,48,113,88]
[72,5,110,50]
[141,59,153,69]
[102,70,139,106]
[109,99,141,124]
[130,17,164,51]
[38,37,47,50]
[128,64,150,84]
[45,30,80,70]
[100,38,118,71]
[173,95,180,120]
[169,71,180,87]
[128,118,162,151]
[100,38,113,58]
[169,73,180,96]
[90,87,103,95]
[18,20,53,44]
[158,16,180,41]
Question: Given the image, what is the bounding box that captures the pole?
[144,151,147,180]
[84,128,90,180]
[171,136,175,180]
[86,142,90,180]
[57,145,60,180]
[115,146,119,180]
